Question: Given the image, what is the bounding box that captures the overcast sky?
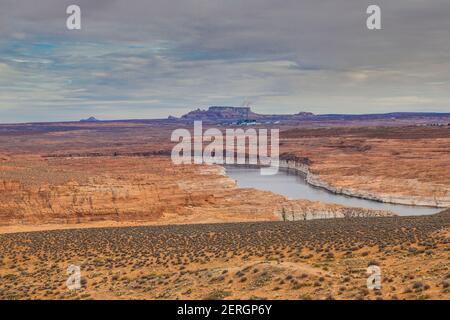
[0,0,449,123]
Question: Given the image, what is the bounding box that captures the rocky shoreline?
[278,159,449,208]
[219,164,397,219]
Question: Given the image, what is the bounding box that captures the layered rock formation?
[0,156,238,225]
[275,199,394,221]
[0,118,448,230]
[0,154,395,229]
[278,157,450,208]
[279,126,450,208]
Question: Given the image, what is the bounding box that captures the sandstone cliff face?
[279,156,450,208]
[0,157,240,226]
[279,127,450,208]
[2,122,448,229]
[0,155,396,228]
[1,121,448,216]
[0,178,186,224]
[275,199,395,221]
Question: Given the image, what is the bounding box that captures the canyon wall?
[275,199,395,221]
[0,155,396,229]
[0,157,242,226]
[279,159,450,208]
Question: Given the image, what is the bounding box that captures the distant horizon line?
[1,110,450,126]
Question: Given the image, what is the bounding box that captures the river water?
[225,166,440,216]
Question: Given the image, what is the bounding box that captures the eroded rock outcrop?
[278,153,450,208]
[0,155,396,228]
[0,156,237,225]
[275,199,395,221]
[0,156,289,226]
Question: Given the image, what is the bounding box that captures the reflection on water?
[225,166,440,216]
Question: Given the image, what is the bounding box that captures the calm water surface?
[225,166,440,216]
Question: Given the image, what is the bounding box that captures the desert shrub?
[203,290,231,300]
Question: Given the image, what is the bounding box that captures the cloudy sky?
[0,0,449,123]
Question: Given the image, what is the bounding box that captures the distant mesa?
[80,116,100,122]
[181,106,253,121]
[179,106,314,123]
[176,106,450,124]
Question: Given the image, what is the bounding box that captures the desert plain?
[0,110,449,300]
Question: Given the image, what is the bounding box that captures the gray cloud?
[0,0,449,122]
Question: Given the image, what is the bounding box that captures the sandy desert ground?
[0,211,448,300]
